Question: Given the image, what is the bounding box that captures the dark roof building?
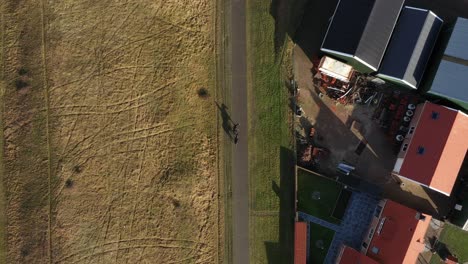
[377,7,443,89]
[321,0,405,72]
[423,17,468,110]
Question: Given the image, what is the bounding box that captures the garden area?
[430,224,468,263]
[450,182,468,228]
[297,168,350,224]
[308,223,335,264]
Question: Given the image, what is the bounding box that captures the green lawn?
[429,254,442,264]
[435,224,468,262]
[308,222,335,264]
[246,0,311,262]
[247,0,295,263]
[297,168,343,224]
[247,0,292,213]
[250,216,281,264]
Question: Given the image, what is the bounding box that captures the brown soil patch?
[1,0,219,263]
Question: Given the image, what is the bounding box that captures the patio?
[298,190,380,263]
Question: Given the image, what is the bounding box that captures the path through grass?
[0,2,6,261]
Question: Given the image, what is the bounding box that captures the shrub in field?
[15,79,28,90]
[18,67,28,75]
[73,165,83,173]
[172,198,181,208]
[65,179,74,188]
[197,87,209,99]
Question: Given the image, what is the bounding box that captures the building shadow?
[269,0,310,59]
[265,147,295,263]
[265,241,281,263]
[383,183,444,217]
[292,0,339,60]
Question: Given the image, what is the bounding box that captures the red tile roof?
[367,200,431,264]
[445,255,459,264]
[337,246,378,264]
[295,222,308,264]
[399,101,468,195]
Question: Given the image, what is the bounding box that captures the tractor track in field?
[39,0,53,262]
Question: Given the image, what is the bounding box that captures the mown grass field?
[246,0,302,262]
[1,0,220,263]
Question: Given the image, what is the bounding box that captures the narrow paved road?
[231,0,249,263]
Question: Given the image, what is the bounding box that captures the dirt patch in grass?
[1,0,219,263]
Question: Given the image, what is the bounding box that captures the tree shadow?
[215,101,234,139]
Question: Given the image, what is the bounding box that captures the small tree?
[197,87,209,99]
[18,67,28,75]
[73,165,83,173]
[65,179,74,188]
[15,79,28,90]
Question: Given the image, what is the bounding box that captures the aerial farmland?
[0,0,220,263]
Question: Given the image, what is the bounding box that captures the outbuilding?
[321,0,405,72]
[377,7,443,89]
[422,17,468,110]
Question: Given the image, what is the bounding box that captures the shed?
[423,17,468,109]
[318,56,354,83]
[377,7,443,89]
[321,0,405,72]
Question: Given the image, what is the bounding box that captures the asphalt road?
[231,0,249,263]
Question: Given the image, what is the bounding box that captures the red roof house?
[336,246,378,264]
[393,101,468,195]
[336,200,430,264]
[360,200,431,264]
[295,222,308,264]
[445,255,459,264]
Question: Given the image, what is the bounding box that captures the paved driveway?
[231,0,249,263]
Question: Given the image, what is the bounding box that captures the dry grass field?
[1,0,219,263]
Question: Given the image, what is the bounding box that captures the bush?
[197,87,209,98]
[172,198,181,208]
[15,79,28,90]
[65,179,74,188]
[18,67,28,75]
[73,165,83,173]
